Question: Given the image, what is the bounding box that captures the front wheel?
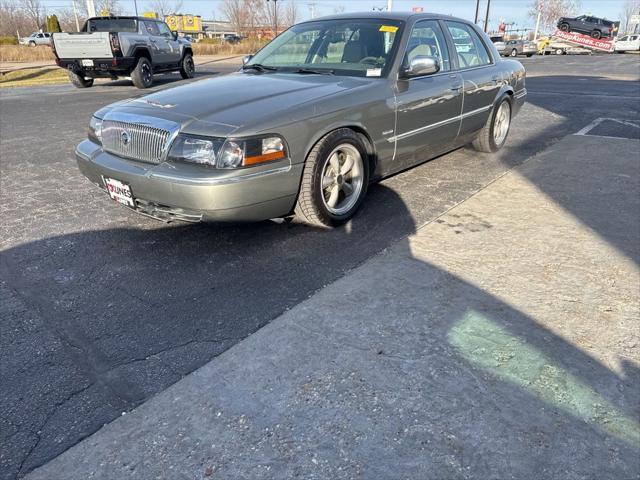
[179,52,195,79]
[471,97,512,153]
[560,23,570,32]
[28,41,36,46]
[510,49,518,57]
[556,48,565,55]
[68,70,94,88]
[131,57,153,88]
[295,129,369,227]
[591,30,602,39]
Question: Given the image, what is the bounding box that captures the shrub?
[0,36,18,45]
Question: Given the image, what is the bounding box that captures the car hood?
[107,72,372,136]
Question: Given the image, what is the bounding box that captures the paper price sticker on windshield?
[366,68,382,77]
[379,25,399,33]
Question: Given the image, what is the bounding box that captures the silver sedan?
[77,12,526,227]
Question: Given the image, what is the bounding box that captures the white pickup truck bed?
[52,32,113,59]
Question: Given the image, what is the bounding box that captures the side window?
[404,20,451,72]
[144,21,160,36]
[446,22,492,69]
[157,22,172,37]
[37,33,44,38]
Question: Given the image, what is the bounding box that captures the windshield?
[86,18,138,32]
[247,18,404,77]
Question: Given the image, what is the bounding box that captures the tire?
[179,52,195,79]
[295,128,370,227]
[591,30,601,39]
[472,96,512,153]
[526,53,534,57]
[560,23,570,32]
[510,49,518,57]
[68,70,94,88]
[556,48,564,55]
[131,56,153,88]
[28,41,36,46]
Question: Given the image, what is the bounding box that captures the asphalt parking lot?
[1,54,639,479]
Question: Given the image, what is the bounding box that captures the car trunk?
[52,32,113,59]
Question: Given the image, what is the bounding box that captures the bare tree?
[333,5,345,14]
[259,0,297,34]
[620,0,640,33]
[149,0,183,17]
[19,0,43,30]
[0,0,36,35]
[528,0,581,33]
[221,0,250,35]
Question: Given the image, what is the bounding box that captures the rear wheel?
[510,48,518,57]
[179,52,195,79]
[131,57,153,88]
[295,129,369,227]
[68,70,94,88]
[472,97,512,153]
[591,30,602,39]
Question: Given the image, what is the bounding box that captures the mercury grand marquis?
[77,12,526,227]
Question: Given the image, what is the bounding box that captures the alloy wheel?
[320,144,365,216]
[493,101,511,146]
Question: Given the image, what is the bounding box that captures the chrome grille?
[102,120,171,164]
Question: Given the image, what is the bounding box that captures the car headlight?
[168,134,287,168]
[88,116,103,144]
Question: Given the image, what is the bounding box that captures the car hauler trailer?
[539,29,615,55]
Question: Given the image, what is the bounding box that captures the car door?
[444,21,500,140]
[393,19,463,170]
[143,21,171,64]
[157,21,182,64]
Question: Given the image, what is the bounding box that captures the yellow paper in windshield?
[379,25,399,33]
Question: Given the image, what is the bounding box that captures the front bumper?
[76,140,302,222]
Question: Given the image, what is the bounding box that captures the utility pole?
[533,0,543,41]
[133,0,138,16]
[387,0,393,11]
[484,0,491,32]
[474,0,480,24]
[266,0,278,37]
[72,0,80,30]
[86,0,96,18]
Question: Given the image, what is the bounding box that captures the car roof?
[301,11,470,24]
[87,16,158,22]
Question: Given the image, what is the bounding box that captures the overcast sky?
[41,0,631,31]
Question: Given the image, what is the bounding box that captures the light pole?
[474,0,480,24]
[267,0,278,38]
[484,0,491,32]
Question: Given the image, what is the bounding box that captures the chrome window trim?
[388,104,492,142]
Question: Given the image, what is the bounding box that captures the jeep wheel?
[472,96,512,153]
[179,52,195,79]
[591,30,602,39]
[68,70,94,88]
[131,57,153,89]
[295,129,369,227]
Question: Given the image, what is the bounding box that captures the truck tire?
[560,23,570,32]
[131,57,153,88]
[179,52,195,79]
[472,96,512,153]
[591,30,602,39]
[295,129,369,227]
[556,48,564,55]
[68,70,94,88]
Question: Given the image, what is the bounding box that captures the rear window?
[86,18,138,32]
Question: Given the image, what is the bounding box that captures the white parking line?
[574,117,640,137]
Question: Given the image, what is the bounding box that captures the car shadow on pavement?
[2,173,639,478]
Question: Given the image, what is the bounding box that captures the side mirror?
[242,54,253,65]
[172,31,178,41]
[402,56,440,78]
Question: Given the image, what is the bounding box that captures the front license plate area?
[103,176,135,208]
[81,59,94,67]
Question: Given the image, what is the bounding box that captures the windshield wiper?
[292,68,335,75]
[241,63,278,72]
